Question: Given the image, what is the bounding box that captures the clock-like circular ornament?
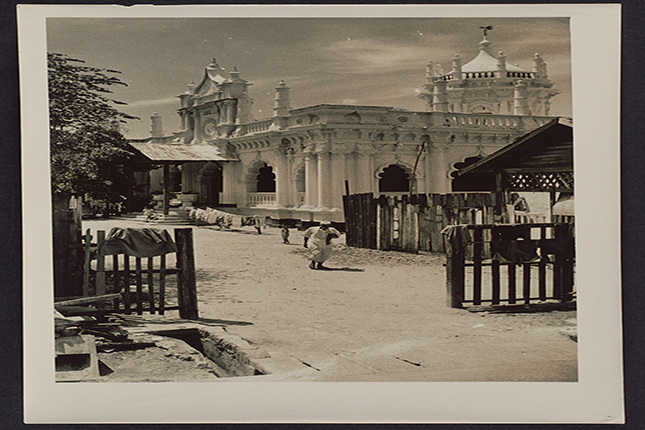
[202,119,217,138]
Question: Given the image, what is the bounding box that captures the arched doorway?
[245,160,276,207]
[256,162,276,192]
[197,162,223,205]
[379,164,411,193]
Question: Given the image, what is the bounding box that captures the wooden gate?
[57,227,199,319]
[445,223,575,309]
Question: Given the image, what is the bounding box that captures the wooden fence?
[58,227,199,319]
[343,192,498,253]
[445,223,575,309]
[342,193,377,249]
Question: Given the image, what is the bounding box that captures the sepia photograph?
[19,4,622,424]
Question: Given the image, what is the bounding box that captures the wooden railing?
[445,223,575,309]
[70,228,199,319]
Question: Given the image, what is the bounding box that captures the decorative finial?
[479,25,493,37]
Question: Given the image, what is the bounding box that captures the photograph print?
[20,4,622,424]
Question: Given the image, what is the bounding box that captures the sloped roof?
[454,117,573,176]
[129,142,234,162]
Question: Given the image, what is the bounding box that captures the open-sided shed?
[452,117,573,222]
[128,142,234,214]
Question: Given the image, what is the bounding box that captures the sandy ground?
[83,218,577,382]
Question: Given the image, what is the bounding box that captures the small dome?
[462,47,526,73]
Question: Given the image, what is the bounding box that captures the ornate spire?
[478,26,493,53]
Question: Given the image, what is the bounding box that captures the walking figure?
[280,225,290,244]
[303,221,341,270]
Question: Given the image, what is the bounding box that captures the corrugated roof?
[129,142,235,162]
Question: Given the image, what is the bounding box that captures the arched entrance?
[256,163,276,192]
[379,164,412,193]
[197,162,223,205]
[245,160,276,207]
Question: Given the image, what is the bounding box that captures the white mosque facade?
[135,32,561,221]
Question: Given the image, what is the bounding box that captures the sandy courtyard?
[83,218,577,382]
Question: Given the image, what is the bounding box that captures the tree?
[48,52,139,202]
[48,53,139,297]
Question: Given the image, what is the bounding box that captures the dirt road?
[84,219,577,382]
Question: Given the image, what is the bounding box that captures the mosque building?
[130,30,562,222]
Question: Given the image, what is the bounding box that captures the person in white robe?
[303,222,341,270]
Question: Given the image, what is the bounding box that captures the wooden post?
[82,229,91,297]
[163,162,171,216]
[135,258,143,315]
[445,231,465,308]
[159,254,166,316]
[175,228,199,319]
[472,226,483,305]
[147,257,156,314]
[123,255,131,314]
[96,230,106,296]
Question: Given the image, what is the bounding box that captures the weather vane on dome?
[479,26,493,37]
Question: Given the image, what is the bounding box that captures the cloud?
[321,38,434,74]
[126,96,178,109]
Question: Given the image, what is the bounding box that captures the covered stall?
[452,117,573,223]
[128,142,235,215]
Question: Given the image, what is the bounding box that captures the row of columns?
[267,145,453,210]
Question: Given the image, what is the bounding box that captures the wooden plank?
[175,228,199,320]
[342,195,353,247]
[418,206,431,252]
[539,226,548,301]
[491,259,501,305]
[112,254,120,310]
[368,194,377,250]
[135,257,143,315]
[147,257,156,314]
[159,254,166,316]
[82,229,91,297]
[523,263,531,304]
[96,230,106,296]
[507,264,517,304]
[473,226,483,306]
[123,255,131,314]
[445,234,465,308]
[356,195,365,248]
[54,293,122,307]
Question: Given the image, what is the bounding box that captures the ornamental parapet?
[433,71,537,81]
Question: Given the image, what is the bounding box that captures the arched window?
[451,156,484,178]
[256,163,276,192]
[379,164,410,192]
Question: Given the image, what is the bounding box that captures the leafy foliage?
[48,53,139,201]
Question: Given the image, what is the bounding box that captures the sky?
[46,17,572,139]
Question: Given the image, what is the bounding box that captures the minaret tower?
[418,27,560,116]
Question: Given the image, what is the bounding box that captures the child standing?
[280,225,290,244]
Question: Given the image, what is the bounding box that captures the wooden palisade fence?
[71,227,199,319]
[445,223,575,309]
[343,192,497,253]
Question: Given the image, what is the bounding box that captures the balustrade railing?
[240,119,273,135]
[248,192,276,207]
[435,71,536,81]
[437,113,550,130]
